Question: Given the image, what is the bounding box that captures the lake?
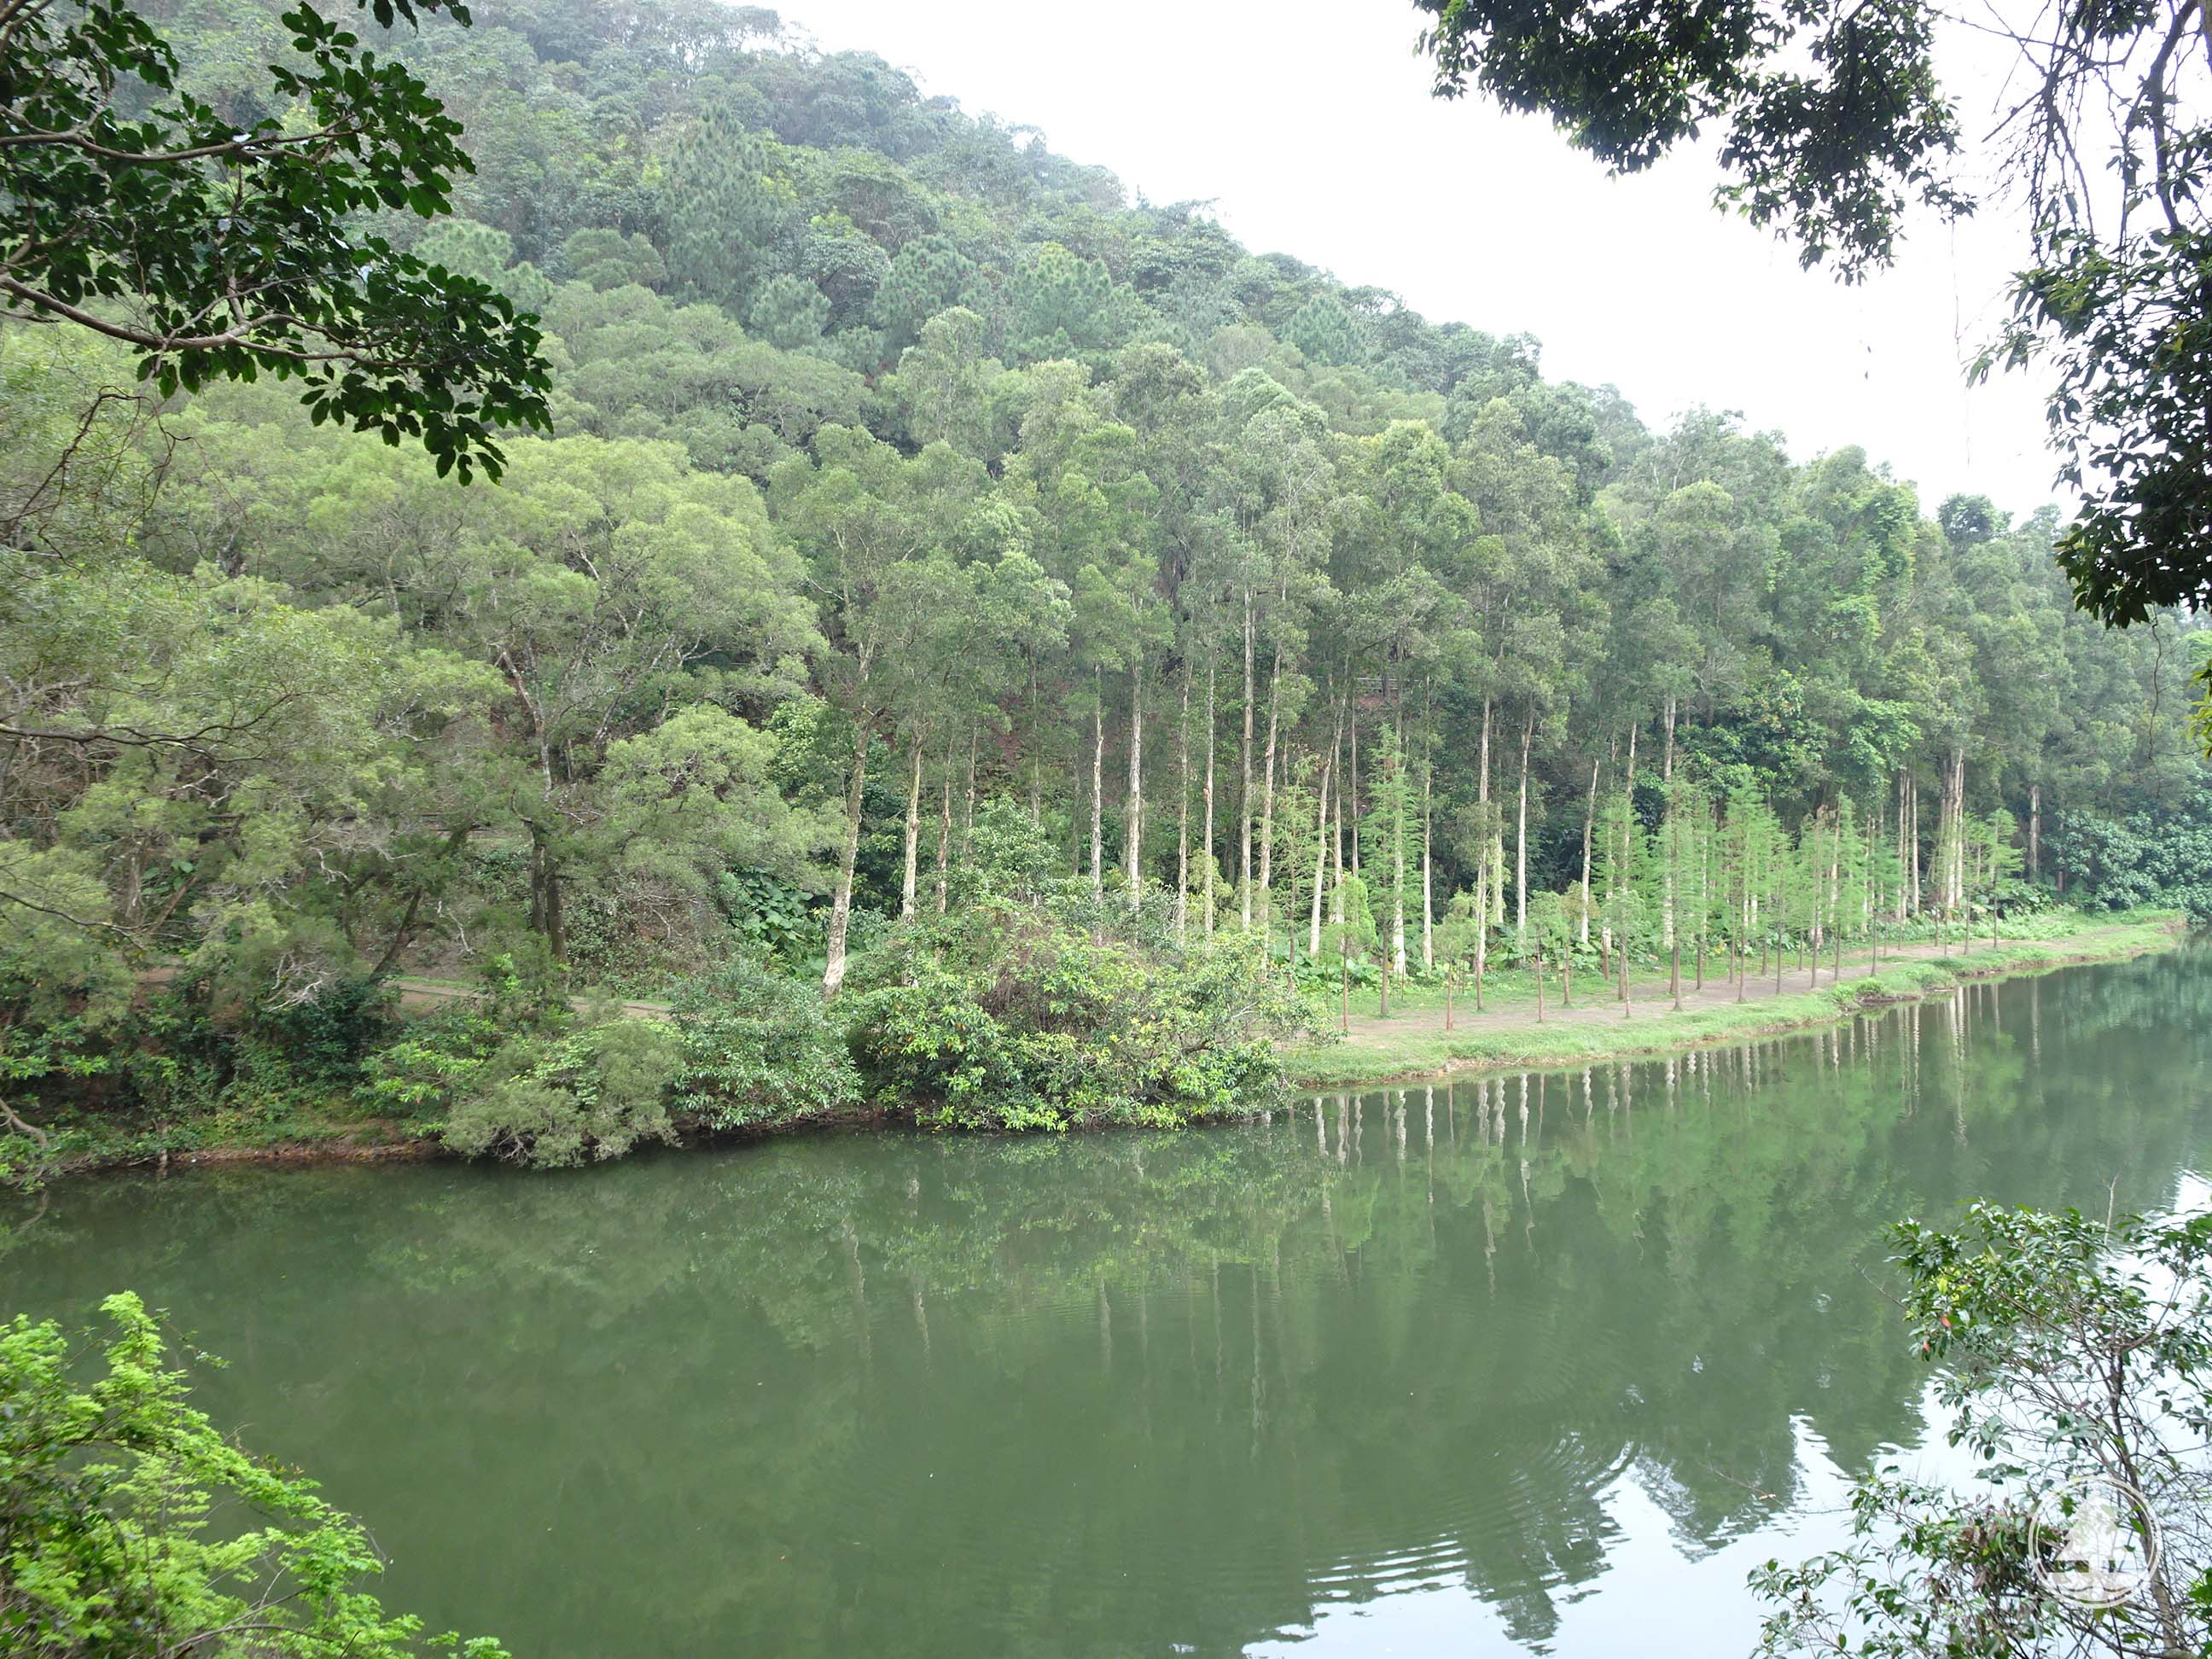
[5,947,2204,1656]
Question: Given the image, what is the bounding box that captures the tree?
[1,0,550,480]
[769,428,980,993]
[1525,888,1575,1021]
[663,107,795,321]
[1755,1204,2212,1659]
[1359,722,1417,1005]
[2,1291,510,1656]
[1408,0,2212,644]
[1978,808,2025,948]
[1434,888,1484,1027]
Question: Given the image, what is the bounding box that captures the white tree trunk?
[1420,748,1434,971]
[1239,594,1255,929]
[1257,648,1282,934]
[901,731,924,920]
[1579,755,1598,946]
[1309,732,1334,958]
[1177,658,1191,944]
[823,719,870,998]
[1125,656,1144,910]
[935,731,952,914]
[1515,713,1534,942]
[1203,660,1217,938]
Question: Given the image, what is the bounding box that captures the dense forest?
[2,0,2205,1171]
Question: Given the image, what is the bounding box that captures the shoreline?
[1280,917,2187,1090]
[35,917,2187,1181]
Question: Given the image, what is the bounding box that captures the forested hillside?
[3,0,2204,1168]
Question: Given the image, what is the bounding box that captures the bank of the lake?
[30,911,2184,1180]
[1282,912,2188,1089]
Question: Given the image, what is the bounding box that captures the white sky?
[788,0,2063,517]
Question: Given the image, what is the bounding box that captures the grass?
[1281,911,2188,1088]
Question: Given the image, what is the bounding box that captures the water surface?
[5,949,2206,1656]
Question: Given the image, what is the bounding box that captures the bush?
[441,1019,684,1168]
[1,1292,508,1657]
[355,1004,510,1121]
[849,902,1307,1131]
[668,958,860,1129]
[2051,783,2212,918]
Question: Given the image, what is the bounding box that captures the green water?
[5,950,2207,1656]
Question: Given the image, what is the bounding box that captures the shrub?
[849,902,1307,1130]
[668,958,860,1129]
[356,1004,510,1121]
[441,1019,684,1168]
[0,1291,508,1657]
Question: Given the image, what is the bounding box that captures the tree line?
[1,0,2203,1053]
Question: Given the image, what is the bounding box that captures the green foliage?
[0,1291,509,1656]
[356,1004,511,1121]
[668,959,860,1129]
[1,0,549,478]
[1755,1202,2212,1656]
[2,0,2204,1171]
[1410,0,2212,659]
[851,905,1307,1131]
[436,1018,682,1167]
[2053,786,2212,919]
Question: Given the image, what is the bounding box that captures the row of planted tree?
[1030,684,2029,1018]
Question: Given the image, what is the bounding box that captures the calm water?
[5,949,2207,1656]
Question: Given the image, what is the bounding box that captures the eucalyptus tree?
[1359,723,1418,1000]
[1223,393,1337,939]
[770,427,984,993]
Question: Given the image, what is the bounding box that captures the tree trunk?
[964,723,977,849]
[1203,660,1218,938]
[1330,690,1347,930]
[1514,712,1534,943]
[1662,693,1676,782]
[1579,755,1599,946]
[1091,667,1105,904]
[1896,773,1910,923]
[935,731,953,915]
[1909,773,1922,916]
[1392,715,1408,978]
[1472,838,1488,1011]
[823,721,870,997]
[1125,656,1144,911]
[1309,725,1335,959]
[1177,656,1191,945]
[2029,782,2040,882]
[1257,646,1282,934]
[1239,592,1255,929]
[901,731,924,920]
[1945,746,1966,912]
[1420,747,1435,971]
[1347,701,1359,888]
[528,822,565,963]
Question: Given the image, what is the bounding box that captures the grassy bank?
[1281,914,2188,1089]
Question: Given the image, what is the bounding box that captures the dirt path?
[1336,934,2067,1045]
[387,977,672,1019]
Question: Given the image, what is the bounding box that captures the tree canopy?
[1411,0,2212,631]
[0,0,550,478]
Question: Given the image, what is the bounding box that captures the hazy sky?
[788,0,2060,516]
